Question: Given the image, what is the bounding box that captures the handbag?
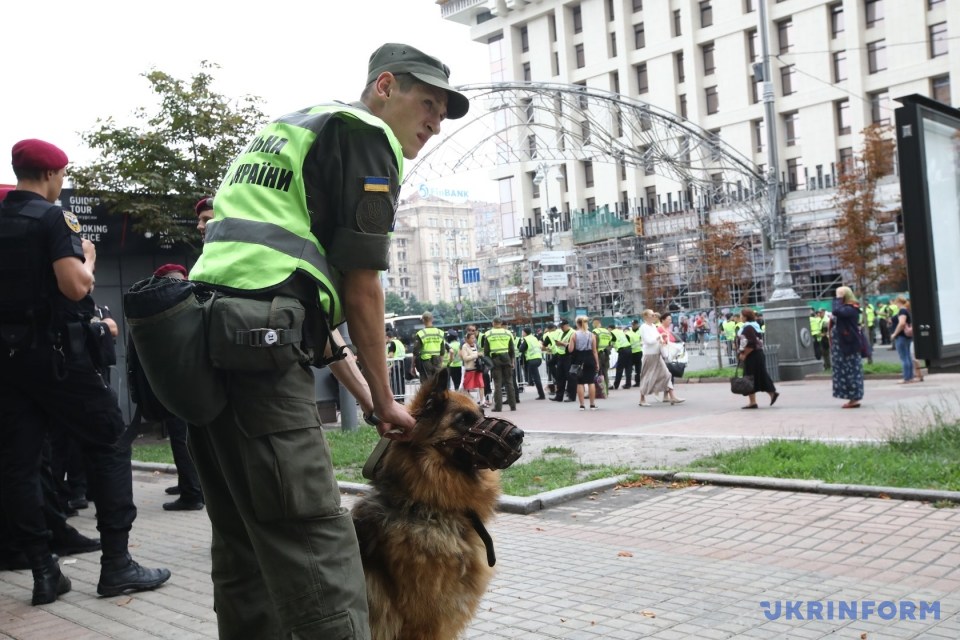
[729,362,755,395]
[594,374,606,399]
[666,361,686,378]
[904,323,914,338]
[567,363,583,380]
[858,327,872,358]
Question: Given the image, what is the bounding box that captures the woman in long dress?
[637,309,684,406]
[737,307,779,409]
[830,286,865,408]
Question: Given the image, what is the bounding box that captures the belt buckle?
[241,328,280,347]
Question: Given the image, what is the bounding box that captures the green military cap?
[367,43,470,119]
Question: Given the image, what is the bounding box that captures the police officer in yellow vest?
[611,324,632,390]
[592,317,613,393]
[626,319,644,388]
[809,309,823,360]
[519,326,546,399]
[413,311,445,383]
[484,317,516,411]
[551,319,576,401]
[185,43,468,639]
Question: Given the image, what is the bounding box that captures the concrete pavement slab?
[2,472,958,639]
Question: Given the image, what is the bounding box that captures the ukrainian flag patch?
[363,176,390,193]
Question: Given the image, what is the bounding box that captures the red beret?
[153,264,188,279]
[11,139,69,171]
[194,196,214,217]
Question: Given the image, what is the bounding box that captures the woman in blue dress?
[830,286,865,408]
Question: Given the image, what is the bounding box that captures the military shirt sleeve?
[304,114,400,273]
[44,206,85,263]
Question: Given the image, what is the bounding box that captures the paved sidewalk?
[1,473,958,639]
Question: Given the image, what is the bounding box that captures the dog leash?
[361,436,391,480]
[468,510,496,567]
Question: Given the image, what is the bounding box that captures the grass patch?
[132,426,627,496]
[686,421,960,492]
[685,367,736,379]
[685,362,901,379]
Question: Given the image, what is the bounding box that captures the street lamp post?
[533,162,564,324]
[754,0,820,380]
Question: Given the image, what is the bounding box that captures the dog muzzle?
[436,416,524,470]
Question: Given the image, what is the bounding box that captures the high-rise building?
[439,0,956,313]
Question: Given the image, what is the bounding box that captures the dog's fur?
[352,369,522,640]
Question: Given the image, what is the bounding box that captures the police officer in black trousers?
[0,139,170,605]
[551,319,575,402]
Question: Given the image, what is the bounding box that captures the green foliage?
[70,62,266,250]
[384,292,406,315]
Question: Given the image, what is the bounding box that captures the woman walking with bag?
[831,287,866,408]
[569,316,600,410]
[638,310,684,406]
[737,308,779,409]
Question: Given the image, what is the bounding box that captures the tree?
[71,62,265,249]
[832,124,904,302]
[696,220,752,368]
[505,290,534,327]
[384,292,406,315]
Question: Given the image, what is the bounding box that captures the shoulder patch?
[356,194,394,234]
[63,210,81,233]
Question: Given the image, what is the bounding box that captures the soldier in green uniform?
[413,311,445,382]
[181,43,468,639]
[484,317,516,411]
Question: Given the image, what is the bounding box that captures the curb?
[132,463,960,513]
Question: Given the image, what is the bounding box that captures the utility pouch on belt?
[208,295,307,371]
[125,277,227,425]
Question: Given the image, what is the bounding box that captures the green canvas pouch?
[208,296,308,372]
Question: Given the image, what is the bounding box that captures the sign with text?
[539,250,567,266]
[542,272,569,287]
[462,267,481,284]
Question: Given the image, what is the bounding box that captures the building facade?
[440,0,957,314]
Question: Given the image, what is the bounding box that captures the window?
[522,62,531,81]
[929,0,944,6]
[640,145,654,175]
[584,160,594,187]
[705,86,719,114]
[838,147,854,175]
[676,51,685,82]
[931,22,948,58]
[636,63,649,94]
[573,5,583,33]
[780,64,796,95]
[611,70,620,94]
[633,0,643,11]
[549,13,557,42]
[744,0,755,12]
[606,0,615,21]
[645,186,658,212]
[679,94,688,119]
[581,120,591,145]
[527,134,538,158]
[751,76,762,104]
[575,81,588,108]
[634,23,646,49]
[867,40,887,73]
[747,29,758,62]
[673,9,682,37]
[530,172,540,199]
[586,197,597,212]
[552,52,559,76]
[708,130,722,162]
[932,75,951,104]
[836,99,851,135]
[865,0,883,28]
[520,26,529,52]
[702,42,716,75]
[778,19,792,54]
[830,3,844,38]
[609,32,617,57]
[753,119,765,152]
[786,158,802,191]
[575,44,585,68]
[784,111,799,146]
[833,51,847,83]
[524,100,534,123]
[869,90,890,125]
[700,1,713,28]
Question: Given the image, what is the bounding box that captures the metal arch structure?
[404,82,772,234]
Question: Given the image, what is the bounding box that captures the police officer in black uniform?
[0,139,171,605]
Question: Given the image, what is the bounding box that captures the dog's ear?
[416,368,451,421]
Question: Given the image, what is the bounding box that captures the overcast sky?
[1,0,491,188]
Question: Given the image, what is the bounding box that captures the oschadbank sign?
[417,183,470,200]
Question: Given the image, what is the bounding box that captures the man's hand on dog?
[373,401,416,441]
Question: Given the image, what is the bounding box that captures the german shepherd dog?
[352,368,524,640]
